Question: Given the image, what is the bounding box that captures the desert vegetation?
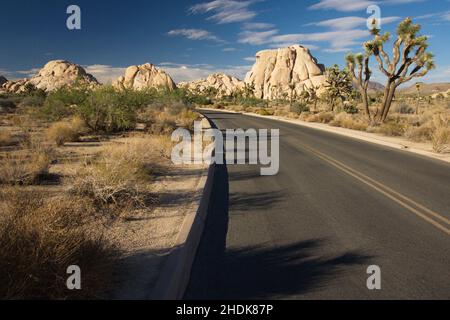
[197,18,449,154]
[0,85,200,299]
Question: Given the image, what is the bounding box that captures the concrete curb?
[199,107,450,165]
[150,116,215,300]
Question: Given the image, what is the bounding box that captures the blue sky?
[1,0,449,84]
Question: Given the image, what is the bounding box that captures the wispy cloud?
[416,10,450,21]
[167,28,223,42]
[309,0,425,12]
[306,16,401,30]
[222,47,238,52]
[238,27,369,52]
[242,22,275,30]
[189,0,258,24]
[309,0,376,12]
[238,29,279,45]
[16,68,40,77]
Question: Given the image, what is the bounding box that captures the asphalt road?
[185,110,450,300]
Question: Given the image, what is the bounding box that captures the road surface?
[185,110,450,300]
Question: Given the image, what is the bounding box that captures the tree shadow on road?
[186,238,373,300]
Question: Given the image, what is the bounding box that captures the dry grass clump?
[0,129,14,146]
[176,109,199,130]
[431,114,450,153]
[404,124,434,142]
[72,136,171,209]
[0,139,53,185]
[305,112,335,124]
[373,122,407,136]
[0,188,118,299]
[255,108,275,116]
[45,117,86,146]
[330,113,368,131]
[140,107,198,135]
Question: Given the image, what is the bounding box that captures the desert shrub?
[0,189,118,299]
[432,115,450,153]
[343,102,359,114]
[176,109,199,130]
[189,94,212,106]
[19,95,46,108]
[0,129,14,147]
[376,122,406,136]
[305,112,335,123]
[72,136,170,209]
[0,97,17,110]
[255,108,274,116]
[0,140,53,185]
[405,124,434,142]
[41,87,89,121]
[393,102,415,114]
[45,117,86,146]
[290,102,309,114]
[78,86,137,133]
[330,112,368,131]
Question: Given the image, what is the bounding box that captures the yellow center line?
[299,143,450,236]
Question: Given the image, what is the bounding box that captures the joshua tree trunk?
[360,87,371,121]
[377,80,396,122]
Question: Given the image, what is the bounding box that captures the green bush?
[40,87,89,121]
[290,102,309,114]
[343,103,359,114]
[78,87,137,133]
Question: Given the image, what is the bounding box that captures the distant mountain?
[398,82,450,95]
[368,81,384,93]
[353,81,384,93]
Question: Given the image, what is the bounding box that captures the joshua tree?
[346,52,372,121]
[243,83,255,99]
[325,65,353,111]
[415,82,422,115]
[306,85,320,111]
[367,17,435,122]
[288,83,296,106]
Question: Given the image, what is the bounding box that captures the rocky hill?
[0,76,7,87]
[113,63,176,91]
[1,60,99,93]
[244,45,327,100]
[178,74,245,98]
[399,82,450,95]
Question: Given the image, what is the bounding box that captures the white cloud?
[189,0,258,24]
[243,56,256,62]
[238,27,370,52]
[222,47,238,52]
[306,16,400,30]
[238,29,279,45]
[309,0,425,12]
[167,28,223,42]
[16,68,40,77]
[416,10,450,22]
[159,63,252,82]
[309,0,376,12]
[242,22,275,30]
[84,65,126,84]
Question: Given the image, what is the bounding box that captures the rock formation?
[178,74,245,98]
[0,76,7,87]
[1,60,99,93]
[244,45,327,100]
[113,63,176,91]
